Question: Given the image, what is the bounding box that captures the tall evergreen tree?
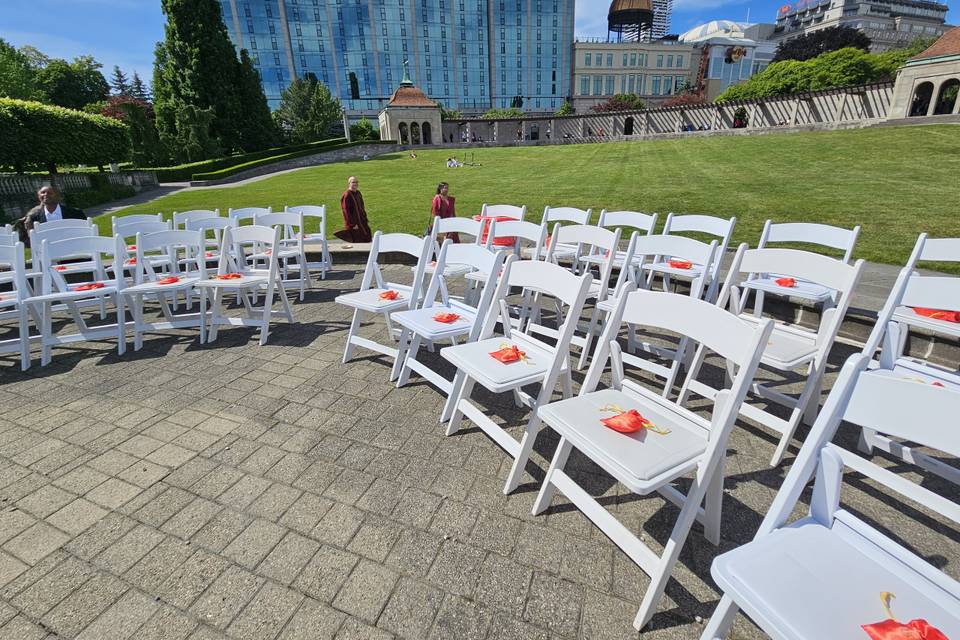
[274,73,342,143]
[110,65,130,96]
[235,49,278,150]
[130,72,150,101]
[153,0,246,156]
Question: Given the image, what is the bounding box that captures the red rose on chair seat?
[433,312,460,324]
[158,276,180,285]
[668,259,693,269]
[489,344,525,363]
[214,273,242,280]
[379,290,400,301]
[72,282,105,292]
[775,277,796,288]
[601,409,654,434]
[913,307,960,323]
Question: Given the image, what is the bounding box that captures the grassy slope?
[103,125,960,269]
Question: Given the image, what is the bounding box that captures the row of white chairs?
[335,222,956,633]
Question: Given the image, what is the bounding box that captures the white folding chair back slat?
[229,207,272,225]
[535,286,773,630]
[253,212,309,300]
[336,231,433,364]
[759,220,861,262]
[597,209,658,235]
[440,259,594,494]
[35,218,94,232]
[286,204,332,280]
[173,209,220,230]
[481,203,526,221]
[543,206,591,225]
[701,353,960,640]
[687,244,865,466]
[433,217,487,244]
[657,213,736,301]
[0,242,32,370]
[112,213,164,235]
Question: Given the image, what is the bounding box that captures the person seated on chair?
[15,185,87,245]
[335,176,373,244]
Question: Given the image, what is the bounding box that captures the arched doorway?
[624,116,635,135]
[411,122,421,145]
[421,122,432,145]
[399,122,409,144]
[934,78,959,115]
[909,82,934,117]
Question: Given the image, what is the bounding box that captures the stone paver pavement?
[0,265,955,640]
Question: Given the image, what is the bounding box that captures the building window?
[593,75,603,95]
[606,53,613,67]
[580,76,589,95]
[605,75,615,95]
[651,75,660,94]
[667,55,673,67]
[630,53,637,66]
[656,54,663,68]
[584,52,591,66]
[595,53,602,67]
[623,53,628,66]
[676,54,683,67]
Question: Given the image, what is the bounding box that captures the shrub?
[0,98,129,173]
[592,94,645,113]
[481,107,524,119]
[350,118,380,141]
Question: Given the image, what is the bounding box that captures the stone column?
[926,81,943,116]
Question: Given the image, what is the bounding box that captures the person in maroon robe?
[336,176,373,243]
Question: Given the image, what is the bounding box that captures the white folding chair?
[683,245,865,466]
[193,225,294,346]
[0,241,32,370]
[441,259,594,494]
[336,231,432,364]
[747,220,861,306]
[522,206,592,266]
[858,234,960,482]
[583,209,659,269]
[253,211,309,301]
[186,216,237,263]
[173,209,220,230]
[478,203,527,252]
[121,229,209,350]
[488,219,547,261]
[701,353,960,640]
[229,206,271,226]
[112,215,173,277]
[286,205,333,281]
[26,222,103,318]
[597,234,718,396]
[28,235,127,366]
[431,216,487,246]
[391,241,512,406]
[648,213,736,301]
[533,285,772,630]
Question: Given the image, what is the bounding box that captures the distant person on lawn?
[336,176,373,243]
[15,185,86,245]
[430,182,459,243]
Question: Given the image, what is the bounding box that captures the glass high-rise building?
[218,0,576,117]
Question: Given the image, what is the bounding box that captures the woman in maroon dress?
[430,182,459,243]
[336,176,373,243]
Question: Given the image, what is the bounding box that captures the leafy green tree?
[35,55,110,110]
[110,65,130,96]
[482,107,524,119]
[153,0,248,156]
[773,26,871,63]
[309,80,343,138]
[350,117,379,141]
[0,39,39,100]
[438,102,463,120]
[275,73,342,143]
[18,46,50,70]
[591,94,645,113]
[554,100,574,116]
[235,49,279,151]
[130,72,150,101]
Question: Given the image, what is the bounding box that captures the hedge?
[141,137,349,182]
[0,98,130,172]
[190,140,397,182]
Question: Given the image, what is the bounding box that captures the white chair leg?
[41,301,52,366]
[116,295,126,356]
[561,369,573,399]
[390,328,411,383]
[703,462,724,546]
[397,334,423,387]
[445,377,476,436]
[576,306,600,370]
[342,309,363,363]
[698,594,739,640]
[441,370,468,423]
[663,336,690,397]
[199,289,207,344]
[503,412,542,494]
[258,285,274,346]
[532,437,573,514]
[18,307,29,371]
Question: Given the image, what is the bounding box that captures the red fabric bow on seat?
[433,312,461,324]
[862,592,948,640]
[73,282,105,292]
[127,244,136,250]
[379,290,400,301]
[913,307,960,323]
[125,257,137,265]
[54,265,67,271]
[775,277,797,288]
[213,273,242,280]
[158,276,180,285]
[489,344,525,363]
[205,252,216,258]
[668,259,693,270]
[601,409,652,433]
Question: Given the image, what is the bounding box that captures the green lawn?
[103,124,960,269]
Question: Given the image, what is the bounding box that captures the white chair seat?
[643,261,706,278]
[581,250,633,268]
[521,244,575,260]
[420,263,474,278]
[49,260,97,275]
[742,276,835,303]
[193,275,268,289]
[891,306,960,338]
[739,315,818,369]
[392,305,476,340]
[0,296,19,309]
[441,334,564,393]
[538,388,707,493]
[334,286,412,313]
[712,517,960,640]
[123,276,204,294]
[28,281,121,303]
[871,363,960,391]
[249,249,299,261]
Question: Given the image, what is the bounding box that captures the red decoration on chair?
[775,277,797,288]
[72,282,105,292]
[433,312,461,324]
[489,344,525,363]
[127,244,136,250]
[158,276,180,285]
[668,259,693,270]
[599,404,671,435]
[54,265,67,271]
[125,257,137,265]
[862,593,948,640]
[205,252,216,258]
[473,215,517,247]
[213,273,242,280]
[913,307,960,323]
[379,290,400,301]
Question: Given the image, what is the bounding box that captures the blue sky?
[1,0,954,88]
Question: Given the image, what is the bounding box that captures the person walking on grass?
[336,176,373,243]
[430,182,459,243]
